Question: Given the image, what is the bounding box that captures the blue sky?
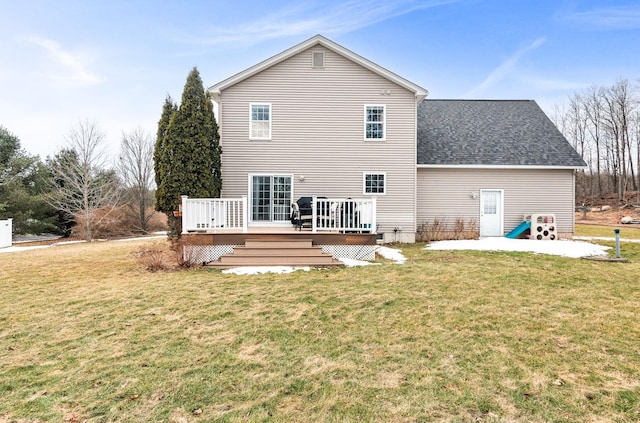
[1,0,639,159]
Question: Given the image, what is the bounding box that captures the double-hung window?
[364,105,385,140]
[250,103,271,140]
[364,172,386,195]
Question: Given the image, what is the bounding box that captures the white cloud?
[26,36,103,85]
[519,75,589,92]
[179,0,459,46]
[564,6,640,30]
[465,37,546,97]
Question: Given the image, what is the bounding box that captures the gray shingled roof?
[417,100,586,167]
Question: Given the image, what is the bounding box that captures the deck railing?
[181,195,247,234]
[312,197,376,233]
[180,195,376,234]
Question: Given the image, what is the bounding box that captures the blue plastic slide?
[505,221,531,239]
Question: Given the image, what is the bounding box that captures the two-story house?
[180,35,585,264]
[208,35,428,244]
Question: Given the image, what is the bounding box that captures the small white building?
[0,218,12,248]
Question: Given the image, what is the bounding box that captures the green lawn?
[1,238,639,422]
[576,223,640,239]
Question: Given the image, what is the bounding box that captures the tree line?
[554,79,640,205]
[0,121,159,240]
[0,67,221,241]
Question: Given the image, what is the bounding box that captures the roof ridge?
[425,99,534,102]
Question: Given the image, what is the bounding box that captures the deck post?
[242,196,248,233]
[312,196,318,233]
[181,195,188,234]
[371,197,377,234]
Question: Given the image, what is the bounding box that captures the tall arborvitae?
[206,91,222,197]
[153,95,177,214]
[154,68,222,235]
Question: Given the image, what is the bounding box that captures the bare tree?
[557,81,640,204]
[47,120,120,241]
[601,80,636,201]
[566,94,591,209]
[116,127,156,234]
[583,86,605,197]
[633,109,640,203]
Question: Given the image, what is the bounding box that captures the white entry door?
[480,190,503,237]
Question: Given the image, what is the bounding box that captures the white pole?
[181,196,188,234]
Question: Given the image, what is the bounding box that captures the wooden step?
[244,239,313,248]
[207,260,343,269]
[205,237,343,268]
[231,247,325,256]
[207,255,343,268]
[218,255,337,266]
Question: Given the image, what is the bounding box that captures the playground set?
[505,213,557,240]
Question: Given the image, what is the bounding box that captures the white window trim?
[248,173,294,224]
[363,172,386,195]
[249,103,272,140]
[364,104,386,141]
[312,51,325,68]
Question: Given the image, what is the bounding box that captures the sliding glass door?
[251,175,292,222]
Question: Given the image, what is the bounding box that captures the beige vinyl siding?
[417,168,576,235]
[218,46,417,233]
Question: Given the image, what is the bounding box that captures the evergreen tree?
[206,91,223,197]
[153,95,176,212]
[0,125,59,234]
[154,68,222,235]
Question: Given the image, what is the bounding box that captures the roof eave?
[416,164,587,170]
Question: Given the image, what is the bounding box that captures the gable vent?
[312,51,325,68]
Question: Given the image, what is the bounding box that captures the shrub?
[135,241,170,272]
[171,241,199,269]
[71,206,168,240]
[416,218,446,242]
[417,217,479,242]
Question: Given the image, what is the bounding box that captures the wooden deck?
[204,238,344,268]
[180,231,378,246]
[180,230,378,266]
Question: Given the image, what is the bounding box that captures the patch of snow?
[222,266,311,275]
[425,237,610,258]
[339,258,381,267]
[0,245,51,253]
[376,246,407,264]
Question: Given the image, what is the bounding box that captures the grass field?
[1,234,639,422]
[575,223,640,239]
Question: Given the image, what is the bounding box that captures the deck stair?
[206,238,343,268]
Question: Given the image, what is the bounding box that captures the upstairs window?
[365,105,385,140]
[250,103,271,140]
[364,172,386,195]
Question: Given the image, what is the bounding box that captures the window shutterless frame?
[364,104,386,141]
[249,174,293,223]
[249,103,272,140]
[312,51,325,68]
[363,172,386,195]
